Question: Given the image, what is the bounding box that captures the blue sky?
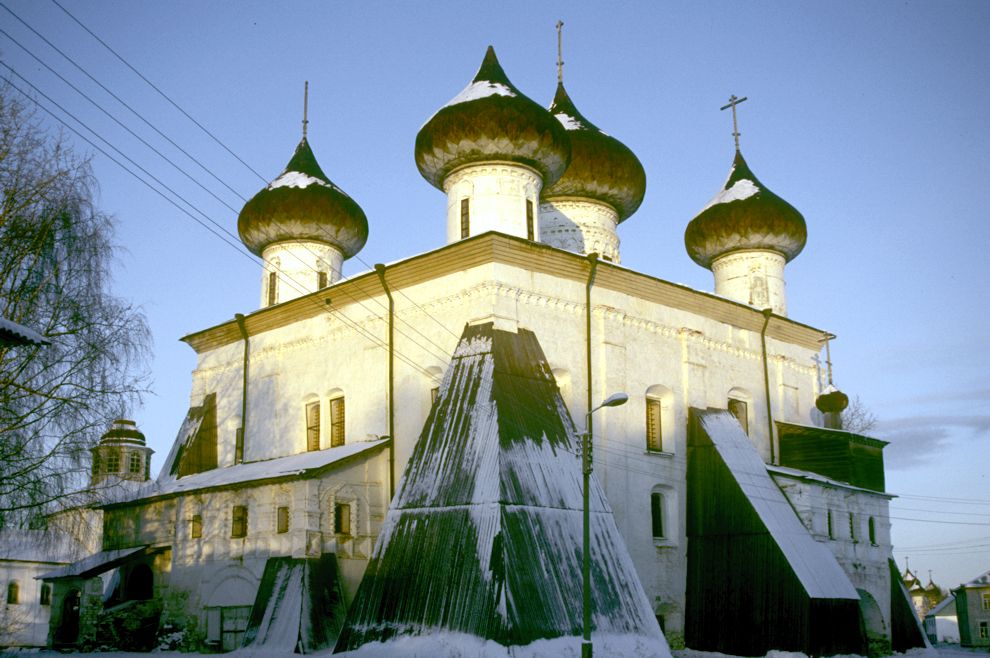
[2,1,988,588]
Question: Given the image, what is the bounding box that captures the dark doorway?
[125,564,153,600]
[55,588,81,644]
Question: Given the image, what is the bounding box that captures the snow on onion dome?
[238,137,368,258]
[684,149,806,269]
[815,384,850,414]
[415,46,571,190]
[542,82,646,221]
[100,419,146,446]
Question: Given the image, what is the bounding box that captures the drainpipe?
[585,253,599,443]
[234,313,249,464]
[760,308,775,464]
[375,264,396,500]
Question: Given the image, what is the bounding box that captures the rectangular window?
[106,450,120,473]
[317,271,328,290]
[983,593,990,611]
[40,582,51,606]
[526,200,534,240]
[848,512,856,541]
[460,198,470,239]
[330,397,345,447]
[276,506,289,534]
[191,514,203,539]
[646,399,663,452]
[306,401,321,451]
[334,503,351,535]
[728,398,748,434]
[868,517,877,545]
[128,452,142,474]
[267,271,277,307]
[650,492,665,539]
[827,510,834,539]
[235,428,244,464]
[981,621,989,639]
[231,505,247,538]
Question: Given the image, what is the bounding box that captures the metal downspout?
[760,308,775,464]
[234,313,249,462]
[583,251,598,657]
[375,264,396,500]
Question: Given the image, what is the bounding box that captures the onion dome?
[100,419,146,446]
[815,384,849,414]
[685,150,806,268]
[238,137,368,258]
[415,46,571,189]
[542,83,646,221]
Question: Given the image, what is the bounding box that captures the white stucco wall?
[443,163,541,243]
[711,250,788,316]
[538,198,621,263]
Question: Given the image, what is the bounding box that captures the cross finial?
[720,94,748,151]
[821,332,836,385]
[302,81,309,139]
[556,20,564,84]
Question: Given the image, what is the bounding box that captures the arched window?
[727,387,752,435]
[827,509,835,539]
[191,514,203,539]
[267,271,278,306]
[276,506,289,534]
[128,452,142,474]
[645,385,673,453]
[6,581,19,604]
[40,582,51,606]
[868,517,877,545]
[848,512,857,541]
[305,400,321,451]
[650,492,665,539]
[334,503,351,535]
[329,396,345,447]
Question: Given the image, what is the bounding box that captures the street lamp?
[582,392,628,658]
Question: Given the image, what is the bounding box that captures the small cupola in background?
[540,22,646,263]
[684,96,806,316]
[415,46,571,244]
[238,83,368,307]
[91,419,154,486]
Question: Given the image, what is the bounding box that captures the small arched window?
[305,400,321,452]
[868,517,877,545]
[6,581,19,605]
[40,582,51,606]
[650,492,665,539]
[645,385,673,453]
[827,510,835,539]
[329,396,345,447]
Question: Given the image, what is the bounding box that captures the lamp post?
[582,392,628,658]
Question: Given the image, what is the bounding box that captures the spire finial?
[302,81,309,139]
[720,94,748,151]
[822,332,835,386]
[556,20,564,84]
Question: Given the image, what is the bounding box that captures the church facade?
[39,45,924,655]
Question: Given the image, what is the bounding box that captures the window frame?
[317,271,328,290]
[334,502,351,536]
[728,398,749,435]
[267,271,277,306]
[982,593,990,611]
[191,514,203,539]
[40,582,51,606]
[305,400,321,452]
[106,450,120,473]
[276,506,289,534]
[460,198,470,239]
[329,397,345,447]
[128,451,142,474]
[646,397,663,452]
[650,491,665,540]
[525,200,534,240]
[6,581,19,605]
[231,505,248,539]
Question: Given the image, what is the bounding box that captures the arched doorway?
[858,588,889,655]
[55,588,81,645]
[125,563,153,600]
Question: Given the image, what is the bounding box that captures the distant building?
[953,570,990,648]
[902,567,948,620]
[924,595,959,644]
[37,45,927,656]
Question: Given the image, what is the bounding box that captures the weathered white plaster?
[260,241,343,307]
[539,198,621,263]
[443,163,541,243]
[711,250,788,316]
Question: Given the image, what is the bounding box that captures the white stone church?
[34,45,928,656]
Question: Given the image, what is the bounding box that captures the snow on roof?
[926,595,956,618]
[697,410,859,600]
[122,439,388,505]
[0,529,83,564]
[444,80,515,108]
[554,112,585,131]
[701,178,760,211]
[960,570,990,588]
[39,545,148,580]
[267,170,341,192]
[337,631,669,657]
[767,464,895,498]
[0,315,50,346]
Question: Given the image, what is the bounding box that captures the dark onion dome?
[415,46,571,190]
[101,419,146,445]
[238,137,368,258]
[815,385,850,414]
[542,83,646,222]
[684,150,806,268]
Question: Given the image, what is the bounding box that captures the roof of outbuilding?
[542,82,646,221]
[415,46,571,189]
[685,149,807,268]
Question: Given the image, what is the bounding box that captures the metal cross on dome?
[302,81,309,139]
[720,94,748,151]
[556,20,564,84]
